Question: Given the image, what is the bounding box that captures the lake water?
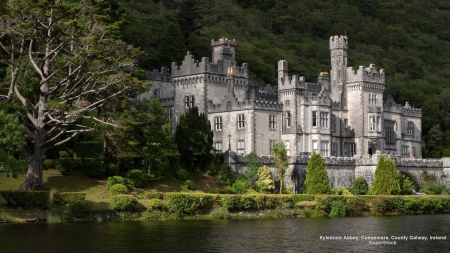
[1,215,449,253]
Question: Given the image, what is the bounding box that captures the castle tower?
[329,35,348,105]
[211,38,236,63]
[278,60,289,85]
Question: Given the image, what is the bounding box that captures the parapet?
[346,64,385,84]
[211,37,237,47]
[329,35,348,50]
[146,67,171,82]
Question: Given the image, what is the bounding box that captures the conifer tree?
[303,151,331,194]
[370,155,401,195]
[245,151,262,189]
[272,141,289,194]
[175,107,214,171]
[158,22,186,68]
[256,165,275,193]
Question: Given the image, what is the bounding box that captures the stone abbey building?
[143,36,422,159]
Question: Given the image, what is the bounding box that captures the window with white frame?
[331,114,335,132]
[284,140,290,156]
[331,143,337,156]
[369,116,376,131]
[269,115,276,130]
[407,122,414,135]
[185,95,195,108]
[285,111,291,128]
[320,112,329,128]
[237,114,245,129]
[215,117,222,131]
[369,94,377,105]
[321,141,329,157]
[214,142,223,152]
[312,111,317,127]
[237,140,245,154]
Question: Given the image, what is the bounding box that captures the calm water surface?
[1,215,449,253]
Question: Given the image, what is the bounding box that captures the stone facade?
[143,35,422,160]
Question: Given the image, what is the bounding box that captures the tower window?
[285,112,291,128]
[237,114,245,129]
[215,117,222,131]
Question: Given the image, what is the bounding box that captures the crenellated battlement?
[171,51,248,78]
[346,64,385,84]
[211,37,237,47]
[146,67,171,81]
[401,102,422,117]
[158,97,175,106]
[329,35,348,50]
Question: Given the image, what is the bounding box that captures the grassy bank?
[1,170,450,223]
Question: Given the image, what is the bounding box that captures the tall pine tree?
[370,155,401,195]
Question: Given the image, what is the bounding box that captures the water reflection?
[1,215,449,253]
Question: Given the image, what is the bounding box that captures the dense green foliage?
[255,165,275,193]
[107,176,127,189]
[127,169,148,188]
[52,192,86,205]
[112,194,139,212]
[0,190,50,207]
[350,177,369,195]
[84,160,105,179]
[245,152,262,188]
[117,0,450,157]
[175,107,214,172]
[420,182,450,195]
[370,156,401,195]
[218,164,237,186]
[183,180,195,190]
[0,112,27,178]
[230,176,251,194]
[109,184,129,198]
[67,201,93,219]
[303,152,331,194]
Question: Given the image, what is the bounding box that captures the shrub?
[57,159,76,175]
[166,194,200,215]
[210,207,230,219]
[84,160,105,178]
[256,165,275,193]
[420,182,448,195]
[400,175,414,195]
[329,201,346,217]
[109,184,129,198]
[105,163,119,176]
[303,152,331,194]
[316,196,346,213]
[231,176,251,194]
[184,180,195,190]
[350,177,369,195]
[127,169,148,188]
[53,192,86,205]
[107,176,126,189]
[370,156,401,195]
[43,159,55,170]
[0,190,50,207]
[68,201,93,218]
[345,197,369,216]
[371,197,403,214]
[218,165,236,186]
[174,168,188,181]
[245,152,262,188]
[112,194,138,212]
[144,192,165,200]
[148,198,165,211]
[400,171,420,191]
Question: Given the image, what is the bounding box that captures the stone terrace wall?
[225,151,449,193]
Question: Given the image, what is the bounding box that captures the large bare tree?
[0,0,141,190]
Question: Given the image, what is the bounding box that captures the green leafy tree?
[175,107,214,172]
[370,155,401,195]
[0,111,27,178]
[0,0,141,190]
[245,151,262,188]
[303,151,331,194]
[256,165,275,193]
[271,141,289,194]
[101,98,176,177]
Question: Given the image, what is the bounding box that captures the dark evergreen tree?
[303,151,331,194]
[370,155,401,195]
[158,22,186,68]
[350,176,369,195]
[175,107,214,172]
[245,151,262,188]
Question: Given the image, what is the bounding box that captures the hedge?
[53,192,86,205]
[0,190,50,207]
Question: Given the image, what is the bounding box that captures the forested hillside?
[119,0,450,158]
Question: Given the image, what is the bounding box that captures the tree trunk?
[279,180,283,194]
[22,131,46,190]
